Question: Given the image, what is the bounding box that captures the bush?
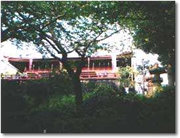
[21,72,73,107]
[119,86,126,95]
[82,83,119,116]
[137,86,175,132]
[93,83,116,97]
[47,72,73,95]
[48,94,75,110]
[1,80,29,133]
[81,81,97,93]
[1,78,175,133]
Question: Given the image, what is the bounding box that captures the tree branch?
[43,37,62,54]
[47,30,68,57]
[41,40,75,77]
[41,13,66,30]
[82,29,104,54]
[96,29,122,42]
[40,41,61,61]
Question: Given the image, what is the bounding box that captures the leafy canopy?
[1,1,122,58]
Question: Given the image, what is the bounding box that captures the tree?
[119,66,135,88]
[87,1,175,86]
[132,2,175,86]
[1,1,121,108]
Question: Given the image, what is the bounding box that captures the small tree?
[118,66,135,89]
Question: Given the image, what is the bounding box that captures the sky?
[0,41,43,59]
[0,29,160,69]
[0,32,166,84]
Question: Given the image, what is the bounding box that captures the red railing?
[2,67,119,80]
[82,67,112,71]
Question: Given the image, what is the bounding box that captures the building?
[3,52,132,80]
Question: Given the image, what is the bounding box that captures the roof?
[117,52,133,58]
[6,52,133,62]
[0,59,18,74]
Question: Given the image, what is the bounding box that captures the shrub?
[119,86,126,95]
[48,72,73,95]
[82,83,119,115]
[1,79,175,133]
[118,66,135,88]
[21,72,73,107]
[81,81,97,93]
[93,83,116,97]
[48,94,75,110]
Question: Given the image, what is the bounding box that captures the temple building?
[1,49,169,95]
[3,52,133,80]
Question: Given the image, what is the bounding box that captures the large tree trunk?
[167,64,175,86]
[72,74,83,108]
[167,51,175,87]
[60,56,84,110]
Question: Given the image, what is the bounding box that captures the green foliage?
[1,1,125,106]
[1,1,176,132]
[118,93,142,103]
[132,2,175,85]
[48,71,73,95]
[138,86,175,132]
[2,1,175,88]
[1,1,121,57]
[118,66,135,87]
[93,83,116,97]
[149,67,166,74]
[1,80,175,133]
[154,85,175,98]
[82,81,97,93]
[48,95,75,110]
[88,1,175,85]
[21,72,73,108]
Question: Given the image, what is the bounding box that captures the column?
[29,58,33,71]
[59,62,62,70]
[88,57,90,70]
[111,54,117,71]
[92,62,94,70]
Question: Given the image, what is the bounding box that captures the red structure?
[6,52,132,80]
